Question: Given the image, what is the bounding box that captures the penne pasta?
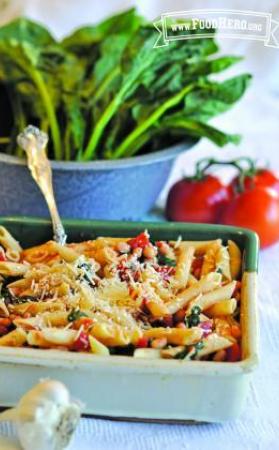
[0,261,29,276]
[194,333,233,359]
[205,298,237,317]
[200,242,221,277]
[143,327,203,346]
[167,272,222,314]
[187,274,198,286]
[145,299,169,317]
[186,281,237,313]
[28,328,80,348]
[0,226,22,252]
[171,244,195,290]
[0,228,243,362]
[11,301,66,316]
[41,328,78,346]
[21,243,53,264]
[170,239,222,254]
[48,241,79,262]
[134,348,161,359]
[160,346,185,359]
[89,335,110,356]
[228,240,242,279]
[0,328,27,347]
[5,249,20,262]
[215,245,232,280]
[90,322,140,347]
[13,316,43,331]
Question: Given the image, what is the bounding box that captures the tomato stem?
[193,157,257,191]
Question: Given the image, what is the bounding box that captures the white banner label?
[153,9,279,48]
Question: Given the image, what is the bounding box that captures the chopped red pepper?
[128,232,150,249]
[174,309,186,324]
[226,343,241,362]
[72,331,90,351]
[0,250,6,262]
[233,281,242,297]
[72,317,94,331]
[136,337,149,348]
[141,298,149,314]
[191,256,204,279]
[0,325,8,336]
[161,314,173,328]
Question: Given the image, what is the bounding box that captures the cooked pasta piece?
[193,333,233,359]
[134,348,161,359]
[170,239,222,254]
[143,327,203,346]
[0,328,27,347]
[28,328,78,348]
[228,240,242,279]
[0,226,22,252]
[171,244,195,290]
[167,272,222,314]
[21,243,54,264]
[200,242,221,277]
[5,249,20,262]
[89,335,110,356]
[160,346,185,359]
[0,262,29,276]
[145,299,169,317]
[91,322,142,347]
[215,245,232,280]
[187,274,198,287]
[48,241,79,262]
[186,281,237,313]
[205,298,237,317]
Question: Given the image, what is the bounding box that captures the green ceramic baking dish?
[0,217,259,422]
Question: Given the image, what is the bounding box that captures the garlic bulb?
[0,380,81,450]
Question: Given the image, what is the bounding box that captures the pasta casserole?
[0,226,242,362]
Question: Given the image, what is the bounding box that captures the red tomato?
[229,169,279,196]
[226,343,241,362]
[221,186,279,248]
[0,250,6,261]
[136,337,149,348]
[128,232,150,249]
[166,175,229,223]
[72,331,90,351]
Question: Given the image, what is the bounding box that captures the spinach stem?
[64,126,71,161]
[30,69,62,160]
[91,66,120,106]
[10,92,25,157]
[82,96,121,160]
[111,84,195,159]
[17,120,25,157]
[82,38,158,161]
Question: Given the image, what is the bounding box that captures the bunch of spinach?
[0,9,251,161]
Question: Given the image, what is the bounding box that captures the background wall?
[1,0,279,204]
